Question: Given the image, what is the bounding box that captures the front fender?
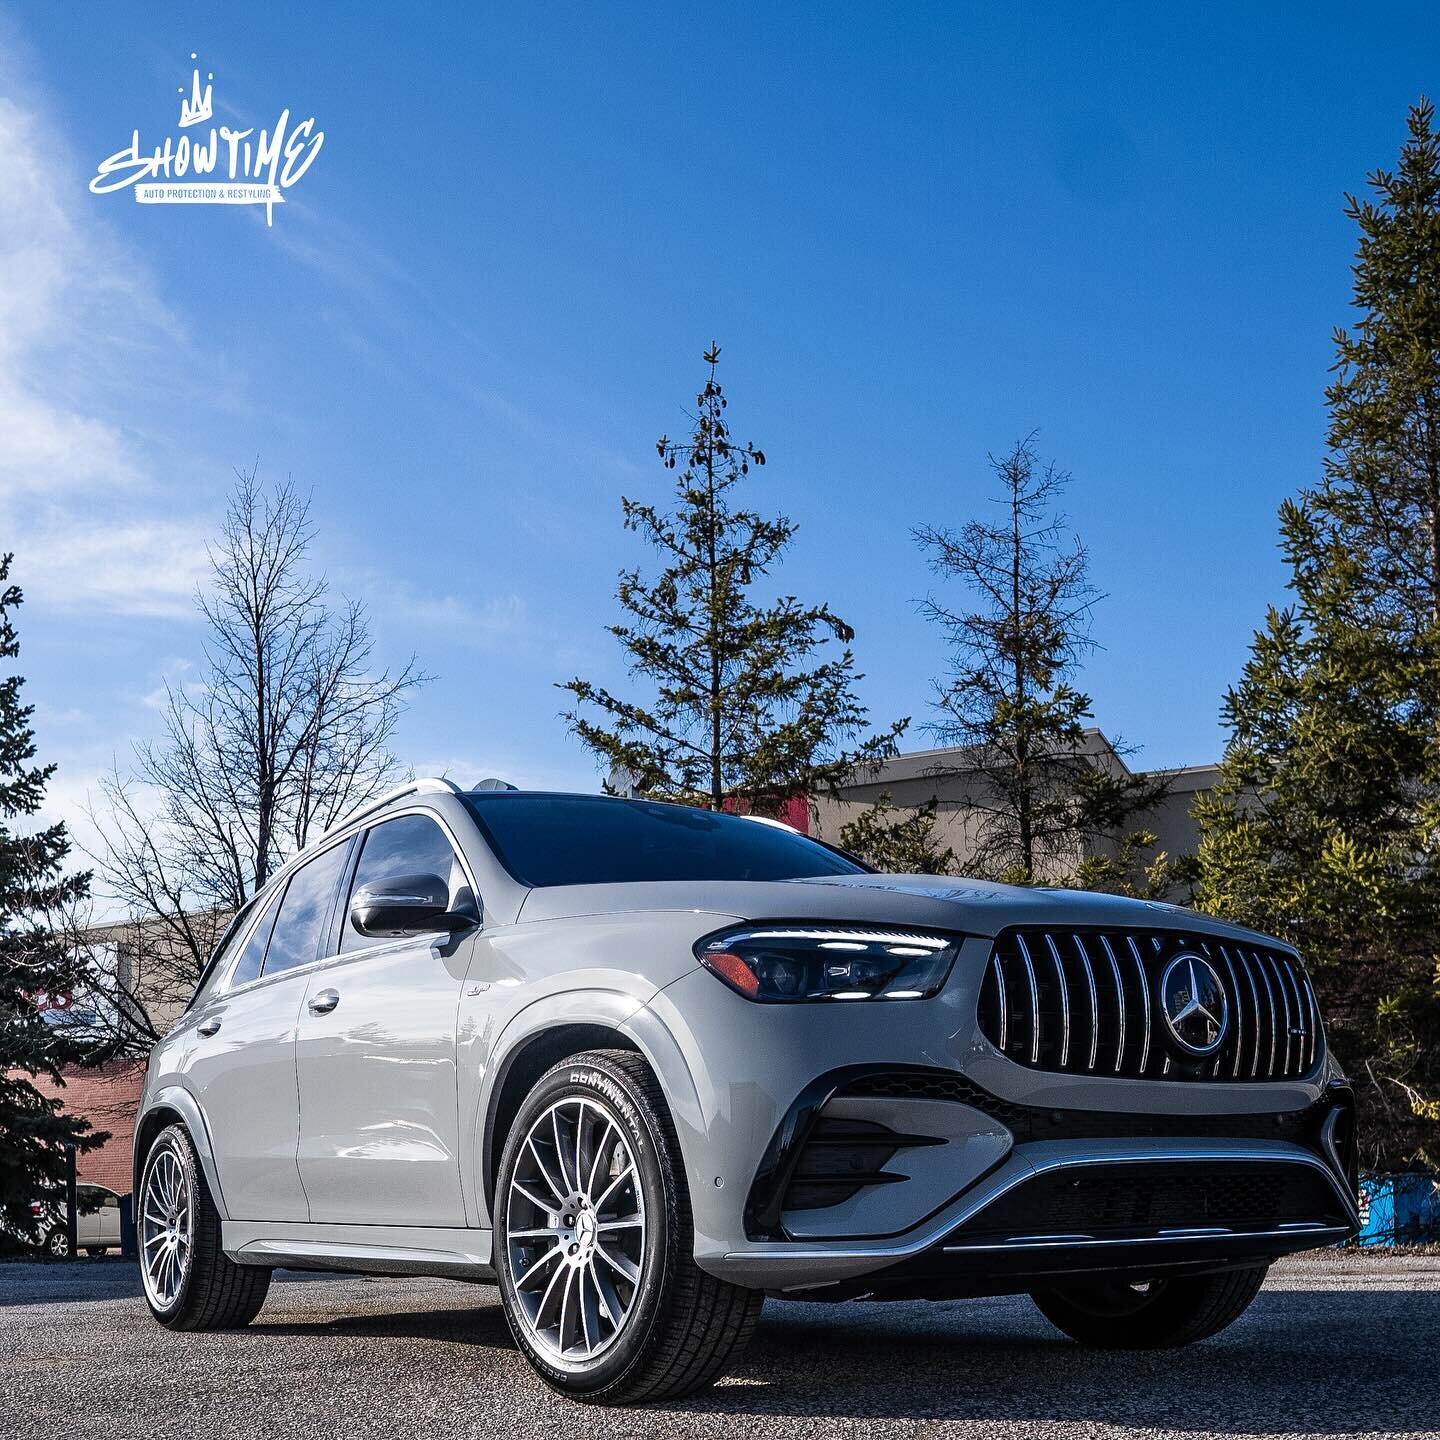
[133,1084,229,1221]
[463,987,704,1230]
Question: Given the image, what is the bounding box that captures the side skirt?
[223,1219,495,1280]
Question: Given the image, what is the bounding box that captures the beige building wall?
[811,732,1217,884]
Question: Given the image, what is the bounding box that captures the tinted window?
[227,883,286,988]
[262,842,351,976]
[463,794,865,888]
[342,813,470,952]
[190,897,262,1005]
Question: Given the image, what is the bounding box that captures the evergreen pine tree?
[916,437,1169,887]
[1197,101,1440,1168]
[837,793,957,874]
[0,554,106,1243]
[562,346,903,813]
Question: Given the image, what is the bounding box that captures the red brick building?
[32,1060,148,1195]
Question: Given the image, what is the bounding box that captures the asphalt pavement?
[2,1249,1436,1439]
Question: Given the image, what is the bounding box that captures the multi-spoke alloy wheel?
[495,1049,764,1404]
[141,1142,193,1309]
[506,1097,647,1361]
[137,1123,270,1331]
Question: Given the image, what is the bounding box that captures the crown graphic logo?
[178,53,213,128]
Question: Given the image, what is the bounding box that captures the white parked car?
[22,1184,123,1257]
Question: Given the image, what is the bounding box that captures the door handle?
[197,1016,222,1037]
[308,988,340,1015]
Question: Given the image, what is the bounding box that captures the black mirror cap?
[349,872,476,937]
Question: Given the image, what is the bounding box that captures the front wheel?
[138,1123,270,1330]
[495,1049,764,1404]
[1031,1264,1268,1348]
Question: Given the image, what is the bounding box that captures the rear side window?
[227,883,286,989]
[262,842,351,976]
[341,813,470,953]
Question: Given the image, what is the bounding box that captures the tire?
[138,1123,270,1331]
[494,1049,764,1404]
[1031,1264,1269,1348]
[44,1229,70,1259]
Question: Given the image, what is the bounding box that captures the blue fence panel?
[1356,1172,1440,1246]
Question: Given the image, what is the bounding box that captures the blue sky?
[2,2,1437,853]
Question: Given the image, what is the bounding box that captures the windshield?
[463,793,867,888]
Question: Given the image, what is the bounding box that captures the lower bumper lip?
[712,1142,1359,1290]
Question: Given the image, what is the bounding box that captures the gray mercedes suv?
[133,779,1359,1403]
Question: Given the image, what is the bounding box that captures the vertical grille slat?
[1044,933,1072,1070]
[1126,935,1152,1076]
[1232,948,1264,1077]
[1073,934,1100,1072]
[1253,949,1280,1077]
[979,927,1321,1084]
[1098,935,1127,1074]
[1015,932,1041,1066]
[1269,953,1295,1075]
[993,952,1009,1054]
[1217,946,1244,1078]
[1300,966,1321,1069]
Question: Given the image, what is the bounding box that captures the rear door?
[295,810,476,1226]
[183,837,353,1221]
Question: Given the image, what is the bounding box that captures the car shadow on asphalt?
[245,1284,1438,1432]
[671,1289,1440,1433]
[251,1301,517,1346]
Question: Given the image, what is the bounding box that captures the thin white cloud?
[16,519,211,618]
[0,85,212,613]
[364,580,528,640]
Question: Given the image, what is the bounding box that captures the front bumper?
[640,947,1358,1294]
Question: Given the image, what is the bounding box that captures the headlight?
[695,926,961,1003]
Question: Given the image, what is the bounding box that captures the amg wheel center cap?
[1159,953,1229,1056]
[576,1209,597,1249]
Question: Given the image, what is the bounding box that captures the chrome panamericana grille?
[976,927,1321,1081]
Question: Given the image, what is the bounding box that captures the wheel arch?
[132,1086,228,1220]
[478,992,704,1221]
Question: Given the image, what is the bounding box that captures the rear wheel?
[44,1230,69,1259]
[495,1049,763,1404]
[139,1123,270,1331]
[1031,1264,1268,1348]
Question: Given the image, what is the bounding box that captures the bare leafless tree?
[84,468,427,1042]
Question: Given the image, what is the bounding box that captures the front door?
[295,811,474,1226]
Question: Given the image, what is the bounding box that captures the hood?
[514,871,1281,946]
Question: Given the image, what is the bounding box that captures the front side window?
[341,813,469,952]
[262,841,351,976]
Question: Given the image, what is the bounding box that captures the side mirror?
[349,873,476,938]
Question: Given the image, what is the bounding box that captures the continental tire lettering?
[569,1069,646,1152]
